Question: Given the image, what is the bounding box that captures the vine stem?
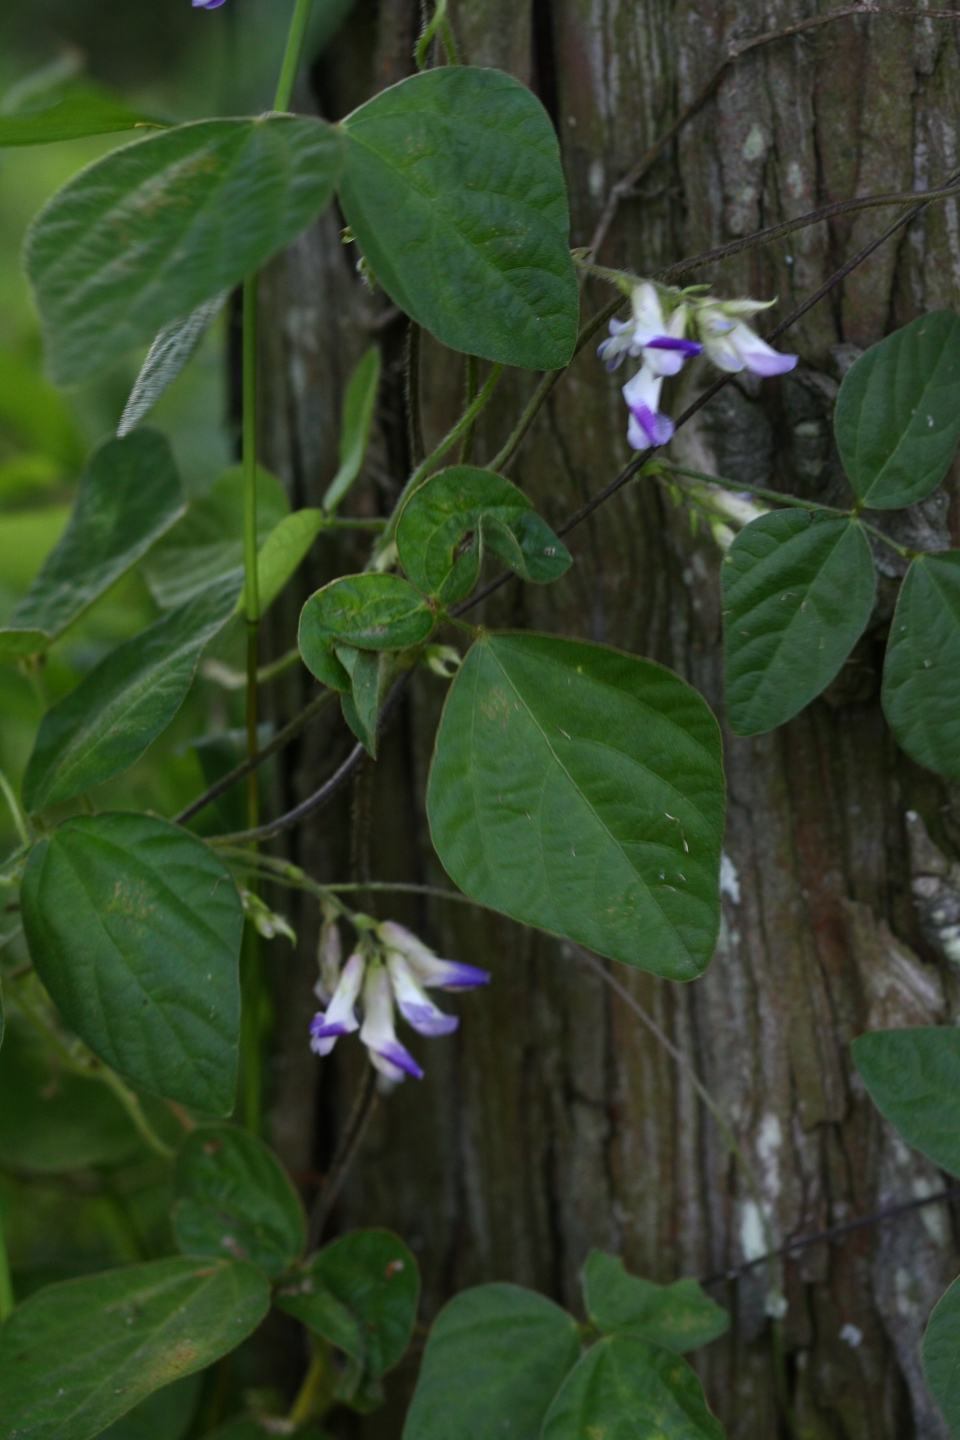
[0,770,30,849]
[307,1064,379,1250]
[286,1350,332,1428]
[242,271,261,834]
[274,0,318,112]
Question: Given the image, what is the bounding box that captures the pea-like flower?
[193,0,227,9]
[695,300,798,378]
[309,920,490,1083]
[598,283,703,376]
[622,364,675,452]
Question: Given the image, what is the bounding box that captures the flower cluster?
[310,917,490,1084]
[598,282,798,453]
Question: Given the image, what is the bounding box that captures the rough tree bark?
[254,2,960,1435]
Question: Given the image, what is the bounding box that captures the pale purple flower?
[377,921,490,991]
[310,951,363,1057]
[359,962,424,1082]
[386,951,459,1037]
[598,283,702,375]
[622,364,675,452]
[193,0,227,8]
[696,303,797,377]
[315,916,342,1005]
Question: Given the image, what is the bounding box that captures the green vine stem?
[242,270,261,833]
[273,0,318,113]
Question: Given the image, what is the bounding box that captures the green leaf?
[722,511,875,736]
[299,574,435,653]
[277,1229,418,1386]
[173,1124,306,1278]
[118,294,226,438]
[0,347,86,470]
[852,1028,960,1177]
[27,116,344,385]
[403,1283,580,1440]
[397,466,571,604]
[23,579,242,813]
[0,85,165,147]
[324,348,381,513]
[339,68,578,370]
[0,1257,270,1440]
[143,465,288,610]
[0,1015,146,1173]
[337,645,382,756]
[0,430,185,661]
[241,508,326,618]
[21,812,243,1113]
[834,310,960,509]
[542,1333,724,1440]
[427,633,725,979]
[882,551,960,779]
[923,1276,960,1436]
[582,1253,728,1353]
[98,1376,201,1440]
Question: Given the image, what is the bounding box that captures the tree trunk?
[256,2,960,1435]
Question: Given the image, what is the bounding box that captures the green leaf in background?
[173,1124,306,1277]
[98,1375,201,1440]
[397,466,571,604]
[403,1283,580,1440]
[241,508,326,618]
[0,430,185,661]
[27,117,345,384]
[582,1252,729,1353]
[852,1028,960,1177]
[923,1276,960,1436]
[0,86,165,147]
[722,511,875,736]
[0,1015,145,1173]
[0,1257,270,1440]
[542,1333,724,1440]
[300,574,435,652]
[0,348,86,472]
[882,551,960,779]
[427,633,725,979]
[21,812,243,1113]
[834,310,960,509]
[337,645,381,756]
[339,68,578,370]
[23,578,242,813]
[277,1229,419,1388]
[143,465,288,610]
[118,293,227,438]
[323,347,382,513]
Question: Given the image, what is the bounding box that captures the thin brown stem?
[406,321,425,468]
[307,1064,379,1250]
[174,689,335,827]
[587,4,960,262]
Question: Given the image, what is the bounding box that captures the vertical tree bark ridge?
[257,3,960,1434]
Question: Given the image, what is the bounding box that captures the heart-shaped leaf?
[339,67,578,370]
[143,465,288,611]
[923,1276,960,1435]
[542,1332,724,1440]
[277,1229,419,1397]
[23,579,242,813]
[722,511,875,735]
[852,1028,960,1178]
[0,429,185,661]
[834,310,960,509]
[403,1283,580,1440]
[0,1258,270,1440]
[882,551,960,779]
[582,1252,729,1353]
[27,116,344,384]
[300,573,435,653]
[427,633,725,979]
[21,812,243,1113]
[173,1124,306,1278]
[397,466,571,604]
